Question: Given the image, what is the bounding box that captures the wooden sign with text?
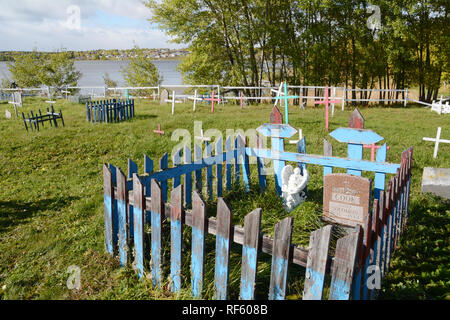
[323,173,371,227]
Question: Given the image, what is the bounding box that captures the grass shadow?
[133,114,157,121]
[0,196,80,233]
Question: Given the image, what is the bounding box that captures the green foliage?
[121,46,163,87]
[147,0,449,101]
[7,50,42,88]
[39,51,81,88]
[102,73,118,88]
[7,50,81,90]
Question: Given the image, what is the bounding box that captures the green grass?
[0,96,449,300]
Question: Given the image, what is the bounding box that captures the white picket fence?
[1,84,410,107]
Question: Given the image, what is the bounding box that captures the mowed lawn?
[0,96,448,300]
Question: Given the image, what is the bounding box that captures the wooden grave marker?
[363,143,390,161]
[204,91,221,113]
[349,108,365,129]
[323,173,372,227]
[273,82,299,124]
[153,123,165,136]
[257,106,297,194]
[188,89,203,111]
[314,86,340,131]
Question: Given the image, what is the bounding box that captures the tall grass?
[0,96,448,299]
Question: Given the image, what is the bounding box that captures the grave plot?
[22,105,64,132]
[101,105,413,300]
[86,99,135,123]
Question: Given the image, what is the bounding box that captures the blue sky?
[0,0,184,51]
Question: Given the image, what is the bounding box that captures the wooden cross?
[240,90,245,109]
[314,86,340,131]
[256,106,297,195]
[273,82,299,124]
[423,127,450,158]
[166,91,176,115]
[188,89,203,111]
[271,83,284,107]
[363,143,390,161]
[153,123,165,136]
[194,128,211,143]
[204,91,221,113]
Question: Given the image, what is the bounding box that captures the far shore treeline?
[2,47,166,92]
[0,48,189,62]
[147,0,449,103]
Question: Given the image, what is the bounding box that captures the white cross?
[166,91,182,115]
[331,87,337,117]
[271,82,284,107]
[188,89,203,111]
[423,127,450,158]
[289,129,303,145]
[194,129,211,143]
[300,101,306,109]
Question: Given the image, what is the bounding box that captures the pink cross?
[153,123,165,136]
[314,86,340,131]
[363,143,390,161]
[204,91,221,113]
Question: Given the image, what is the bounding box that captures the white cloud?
[0,0,181,50]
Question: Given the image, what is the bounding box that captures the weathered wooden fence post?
[133,173,145,278]
[170,185,184,293]
[191,191,207,298]
[269,217,293,300]
[215,198,233,300]
[240,208,262,300]
[303,225,333,300]
[103,164,115,256]
[329,226,361,300]
[151,179,163,288]
[117,167,129,267]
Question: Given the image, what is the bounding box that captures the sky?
[0,0,184,51]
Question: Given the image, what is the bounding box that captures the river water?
[0,59,183,87]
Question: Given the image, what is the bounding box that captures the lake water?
[0,60,183,87]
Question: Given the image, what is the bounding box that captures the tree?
[121,46,162,87]
[7,50,42,87]
[147,0,449,102]
[103,73,118,88]
[40,51,81,89]
[8,50,81,93]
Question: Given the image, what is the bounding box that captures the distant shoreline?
[72,57,183,62]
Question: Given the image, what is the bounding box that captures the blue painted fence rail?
[86,98,135,123]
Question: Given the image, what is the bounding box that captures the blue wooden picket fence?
[0,92,13,102]
[102,113,413,299]
[86,99,135,123]
[22,105,64,132]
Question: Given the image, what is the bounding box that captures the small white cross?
[188,89,203,111]
[165,91,182,115]
[271,82,284,107]
[194,129,211,143]
[423,127,450,158]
